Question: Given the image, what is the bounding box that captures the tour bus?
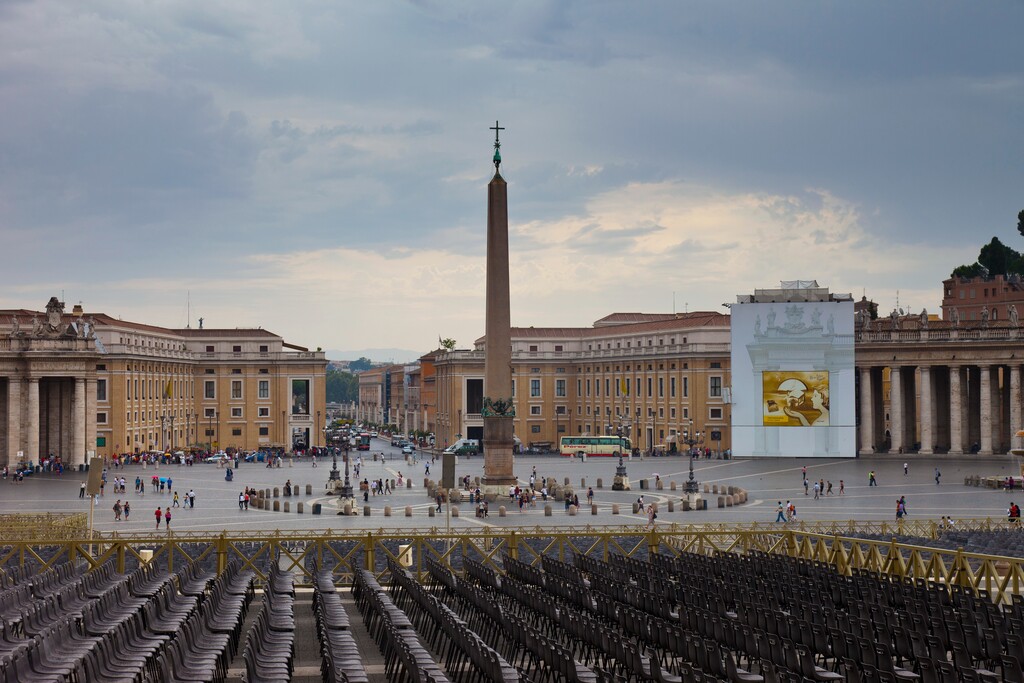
[559,435,632,457]
[356,432,371,451]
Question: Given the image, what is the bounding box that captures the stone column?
[949,366,963,454]
[1011,365,1022,454]
[73,378,86,466]
[6,379,21,466]
[26,378,39,461]
[859,366,874,455]
[889,366,903,454]
[86,378,97,464]
[980,365,993,455]
[919,366,934,454]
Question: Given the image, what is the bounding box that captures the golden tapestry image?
[762,371,829,427]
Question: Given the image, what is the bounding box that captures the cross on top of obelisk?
[490,120,504,170]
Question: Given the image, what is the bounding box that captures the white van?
[443,438,480,455]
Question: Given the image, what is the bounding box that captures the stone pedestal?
[481,415,516,496]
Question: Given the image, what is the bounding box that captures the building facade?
[0,298,327,466]
[942,274,1024,324]
[431,312,732,453]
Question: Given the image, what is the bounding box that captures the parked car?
[401,445,414,455]
[205,452,230,463]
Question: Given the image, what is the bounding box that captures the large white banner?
[730,301,855,457]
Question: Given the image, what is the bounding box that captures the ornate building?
[0,298,326,466]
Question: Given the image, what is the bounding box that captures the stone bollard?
[591,504,598,515]
[312,503,321,515]
[384,506,391,517]
[363,505,370,516]
[713,484,719,494]
[391,479,396,491]
[639,479,647,490]
[273,487,280,498]
[726,496,733,507]
[297,502,304,514]
[581,478,586,488]
[452,507,459,518]
[284,502,290,512]
[407,480,412,489]
[670,481,677,491]
[612,504,620,515]
[429,508,435,517]
[273,501,280,512]
[682,499,691,511]
[668,500,674,512]
[728,486,735,495]
[564,477,570,486]
[306,484,313,495]
[632,503,639,514]
[405,506,412,517]
[597,478,603,489]
[656,480,663,490]
[545,504,552,517]
[423,478,430,489]
[703,484,710,494]
[265,489,271,500]
[568,505,577,516]
[343,502,352,516]
[718,496,725,508]
[499,506,507,517]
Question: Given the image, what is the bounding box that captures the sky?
[2,1,1022,359]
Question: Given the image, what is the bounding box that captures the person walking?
[801,466,807,481]
[163,508,171,529]
[123,501,130,520]
[80,482,86,499]
[839,480,845,495]
[587,487,594,505]
[172,492,180,508]
[188,489,196,509]
[238,492,245,510]
[868,471,877,486]
[804,478,809,496]
[646,504,657,528]
[435,494,442,513]
[935,468,942,485]
[154,506,162,529]
[903,462,909,476]
[826,481,833,496]
[112,500,122,521]
[813,481,820,500]
[775,501,786,523]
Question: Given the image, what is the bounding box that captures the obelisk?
[481,121,517,494]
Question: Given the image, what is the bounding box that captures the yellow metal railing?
[0,512,88,540]
[2,521,1022,603]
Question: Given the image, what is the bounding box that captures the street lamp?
[682,422,704,495]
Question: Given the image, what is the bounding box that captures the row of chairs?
[242,558,296,683]
[311,562,369,683]
[353,568,449,683]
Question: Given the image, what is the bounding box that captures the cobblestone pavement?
[2,440,1023,533]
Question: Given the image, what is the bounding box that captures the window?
[231,380,242,399]
[231,428,242,436]
[258,407,269,418]
[96,364,106,371]
[530,379,541,397]
[205,429,214,437]
[683,377,689,397]
[96,436,106,447]
[204,408,216,418]
[554,345,563,352]
[604,379,610,396]
[555,379,566,397]
[710,362,721,369]
[530,405,542,415]
[204,381,216,399]
[683,407,689,419]
[259,427,269,436]
[96,379,107,401]
[96,412,107,424]
[206,345,214,353]
[258,380,269,399]
[205,369,215,374]
[710,407,723,420]
[577,379,582,395]
[658,377,664,397]
[670,377,676,398]
[647,377,653,397]
[531,367,540,373]
[531,425,541,433]
[709,377,723,398]
[231,368,242,374]
[512,380,516,397]
[259,368,269,374]
[259,345,269,353]
[670,408,676,418]
[529,345,538,352]
[231,407,242,418]
[233,345,242,352]
[466,379,484,414]
[556,367,565,373]
[586,379,591,397]
[557,424,566,433]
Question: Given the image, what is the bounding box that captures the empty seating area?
[0,557,254,683]
[846,530,1024,560]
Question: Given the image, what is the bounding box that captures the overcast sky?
[2,1,1021,357]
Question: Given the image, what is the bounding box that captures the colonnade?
[2,376,97,467]
[858,363,1020,455]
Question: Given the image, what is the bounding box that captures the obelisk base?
[481,415,516,500]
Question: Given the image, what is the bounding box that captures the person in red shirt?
[154,506,162,529]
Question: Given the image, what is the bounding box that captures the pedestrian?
[164,508,171,529]
[167,477,172,491]
[123,501,130,519]
[636,495,645,513]
[646,505,657,528]
[435,494,442,513]
[154,506,162,529]
[935,468,941,485]
[238,492,245,510]
[244,492,249,510]
[775,501,786,523]
[813,481,820,500]
[112,500,122,521]
[188,489,196,509]
[904,462,909,476]
[896,499,904,519]
[172,491,180,508]
[80,482,86,499]
[587,487,594,505]
[135,476,142,493]
[787,501,796,521]
[868,471,877,486]
[804,478,809,496]
[826,481,833,496]
[1008,502,1020,525]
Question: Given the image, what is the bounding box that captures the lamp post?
[682,422,704,495]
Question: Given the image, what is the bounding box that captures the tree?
[440,338,456,351]
[1018,209,1024,239]
[951,235,1024,278]
[348,357,373,372]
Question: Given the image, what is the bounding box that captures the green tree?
[440,338,456,351]
[349,357,373,372]
[1017,209,1024,239]
[951,235,1024,278]
[325,369,359,403]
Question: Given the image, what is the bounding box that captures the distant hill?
[325,348,423,365]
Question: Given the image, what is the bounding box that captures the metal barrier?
[0,512,88,539]
[2,519,1022,603]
